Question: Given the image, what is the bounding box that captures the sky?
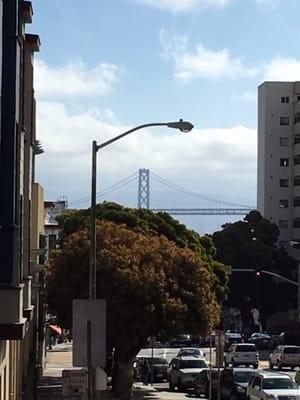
[29,0,300,234]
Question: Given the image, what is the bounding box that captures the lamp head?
[167,119,194,133]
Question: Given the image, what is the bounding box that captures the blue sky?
[29,0,300,233]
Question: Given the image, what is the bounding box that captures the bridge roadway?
[151,208,254,216]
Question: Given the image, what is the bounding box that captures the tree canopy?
[47,214,226,399]
[55,202,229,303]
[212,210,298,327]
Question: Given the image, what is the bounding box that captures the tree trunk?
[112,360,133,400]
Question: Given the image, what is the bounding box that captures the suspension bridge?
[69,169,255,216]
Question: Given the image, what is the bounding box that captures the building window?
[295,113,300,124]
[297,95,300,102]
[295,156,300,165]
[295,137,300,145]
[295,177,300,186]
[294,198,300,207]
[280,117,290,126]
[48,234,56,252]
[294,219,300,228]
[279,220,289,229]
[280,179,289,187]
[279,240,288,249]
[280,158,289,167]
[279,199,289,208]
[281,96,290,103]
[280,137,289,146]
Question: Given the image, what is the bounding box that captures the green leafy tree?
[47,220,222,400]
[212,210,298,327]
[56,202,229,304]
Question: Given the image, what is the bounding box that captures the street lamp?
[89,120,194,299]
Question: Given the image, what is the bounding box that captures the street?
[134,346,298,399]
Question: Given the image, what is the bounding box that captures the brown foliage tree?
[47,220,220,399]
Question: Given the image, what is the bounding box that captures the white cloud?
[255,0,280,6]
[134,0,231,12]
[36,101,256,206]
[239,90,257,102]
[160,31,258,81]
[34,59,120,98]
[263,57,300,81]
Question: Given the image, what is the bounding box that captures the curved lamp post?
[89,120,194,299]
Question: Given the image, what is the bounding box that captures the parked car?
[177,347,204,358]
[247,371,298,400]
[225,332,244,350]
[247,332,273,349]
[269,345,300,370]
[194,368,210,397]
[169,334,192,347]
[221,368,258,400]
[133,356,169,382]
[194,367,257,400]
[224,343,259,368]
[168,356,208,391]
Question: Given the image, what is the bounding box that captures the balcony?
[294,184,300,197]
[295,100,300,115]
[0,285,27,340]
[294,142,300,157]
[294,164,300,176]
[295,120,300,136]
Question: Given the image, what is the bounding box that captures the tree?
[47,219,224,400]
[56,202,229,304]
[212,210,298,327]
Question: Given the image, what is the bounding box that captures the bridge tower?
[138,168,150,208]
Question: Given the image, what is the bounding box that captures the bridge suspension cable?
[150,171,253,209]
[69,171,138,206]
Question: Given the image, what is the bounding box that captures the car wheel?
[178,380,184,392]
[269,360,273,369]
[277,360,282,370]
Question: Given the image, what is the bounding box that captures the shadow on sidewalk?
[36,376,63,399]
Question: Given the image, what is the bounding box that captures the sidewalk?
[37,342,74,399]
[36,343,157,400]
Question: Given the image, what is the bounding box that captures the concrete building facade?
[0,1,43,398]
[258,81,300,248]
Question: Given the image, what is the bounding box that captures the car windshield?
[180,349,201,356]
[284,347,300,354]
[179,359,208,369]
[236,345,256,352]
[234,371,256,383]
[262,378,296,389]
[149,358,168,364]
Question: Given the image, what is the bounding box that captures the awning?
[49,325,62,335]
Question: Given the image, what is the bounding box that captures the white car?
[177,347,204,358]
[269,345,300,370]
[247,371,299,400]
[168,356,208,391]
[224,343,259,368]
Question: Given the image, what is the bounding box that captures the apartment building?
[257,81,300,248]
[0,1,43,398]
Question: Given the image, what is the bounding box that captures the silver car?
[168,356,208,391]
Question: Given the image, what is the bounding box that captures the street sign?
[62,369,87,395]
[73,299,106,367]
